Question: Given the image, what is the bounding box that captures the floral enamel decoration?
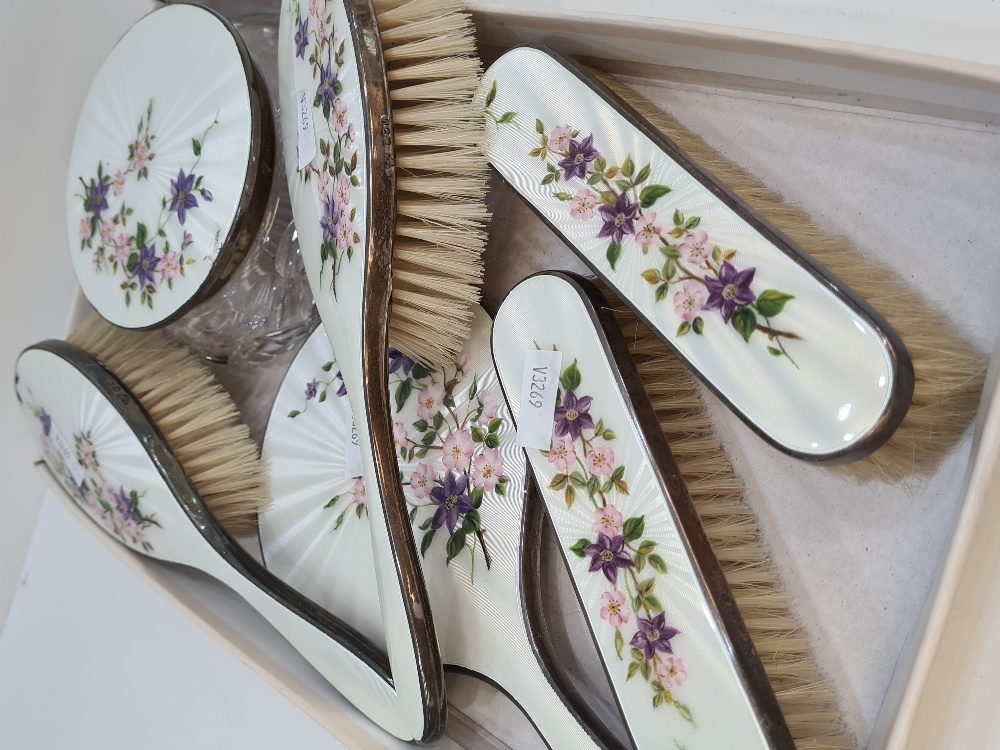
[543,357,694,722]
[484,82,802,368]
[27,403,160,552]
[395,351,510,582]
[75,99,218,311]
[288,0,361,296]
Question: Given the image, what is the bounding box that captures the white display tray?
[19,2,1000,748]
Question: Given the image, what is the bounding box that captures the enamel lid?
[65,4,266,329]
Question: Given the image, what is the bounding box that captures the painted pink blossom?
[317,171,331,204]
[393,420,409,458]
[587,444,615,478]
[472,448,503,491]
[455,353,472,376]
[409,462,435,499]
[335,174,351,210]
[442,429,474,472]
[111,170,126,197]
[352,477,367,510]
[76,439,97,471]
[547,436,576,472]
[417,381,445,420]
[570,189,598,221]
[549,124,573,152]
[477,388,498,424]
[315,15,328,42]
[332,98,349,134]
[335,214,354,251]
[600,590,631,628]
[309,0,321,18]
[100,220,116,246]
[673,281,705,324]
[657,656,687,688]
[346,122,357,148]
[159,250,180,282]
[79,217,91,241]
[592,504,623,536]
[634,211,663,247]
[113,235,131,265]
[91,250,101,274]
[679,229,711,267]
[132,141,151,172]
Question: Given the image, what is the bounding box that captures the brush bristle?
[67,315,268,536]
[597,70,986,482]
[374,0,490,364]
[606,285,854,749]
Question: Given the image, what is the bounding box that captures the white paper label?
[49,424,86,487]
[516,349,562,450]
[342,402,363,480]
[294,89,317,171]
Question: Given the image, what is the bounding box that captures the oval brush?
[13,315,431,739]
[278,0,489,740]
[588,68,986,483]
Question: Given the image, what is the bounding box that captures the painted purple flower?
[630,613,680,662]
[87,176,110,220]
[334,372,347,397]
[388,347,415,376]
[39,409,51,436]
[429,471,472,533]
[320,195,339,244]
[597,192,639,245]
[114,486,136,521]
[294,16,309,58]
[135,243,160,288]
[316,61,338,113]
[704,261,757,324]
[305,379,319,400]
[202,189,213,202]
[169,169,199,225]
[553,390,594,441]
[558,134,599,180]
[585,533,634,584]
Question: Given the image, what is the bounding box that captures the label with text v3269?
[294,89,317,171]
[516,349,562,450]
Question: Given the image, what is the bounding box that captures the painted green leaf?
[622,515,645,542]
[418,516,433,531]
[421,430,436,446]
[627,661,641,681]
[672,209,684,227]
[622,154,634,178]
[676,701,695,725]
[684,216,701,230]
[640,660,652,681]
[287,409,300,418]
[606,242,623,271]
[462,510,481,533]
[564,485,576,508]
[615,179,633,192]
[321,361,334,372]
[471,426,485,443]
[676,321,691,337]
[754,289,795,318]
[569,471,588,488]
[485,433,501,449]
[587,172,603,185]
[535,118,545,134]
[488,417,503,434]
[659,244,680,260]
[603,429,616,440]
[614,629,625,659]
[712,244,723,264]
[394,378,413,413]
[634,163,651,185]
[768,346,783,356]
[663,259,677,280]
[421,529,436,557]
[412,362,434,380]
[355,504,364,519]
[540,173,555,185]
[692,316,704,335]
[611,465,625,482]
[640,269,661,285]
[446,530,467,565]
[561,359,582,391]
[471,487,485,509]
[412,418,428,431]
[553,191,573,201]
[318,390,327,403]
[433,411,445,429]
[191,138,201,156]
[334,511,346,530]
[569,538,590,558]
[731,306,758,343]
[648,554,668,574]
[594,155,607,173]
[639,184,671,209]
[549,473,569,490]
[635,554,647,572]
[497,112,516,124]
[654,283,669,303]
[485,79,497,107]
[599,190,618,206]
